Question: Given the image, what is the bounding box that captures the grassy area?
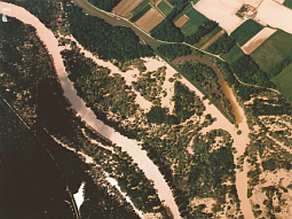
[130,4,151,22]
[180,7,208,36]
[222,45,245,64]
[195,26,222,47]
[231,19,263,46]
[271,62,292,101]
[157,0,173,17]
[173,4,192,22]
[130,0,149,17]
[284,0,292,9]
[250,30,292,74]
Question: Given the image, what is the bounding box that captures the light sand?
[105,173,144,218]
[242,28,277,54]
[142,57,175,112]
[112,0,143,17]
[257,0,292,34]
[0,3,181,218]
[73,182,85,210]
[135,7,164,33]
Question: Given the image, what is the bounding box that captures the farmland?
[284,0,292,8]
[174,4,208,36]
[135,7,164,33]
[231,19,263,46]
[222,45,245,64]
[241,28,277,54]
[250,30,292,74]
[272,63,292,101]
[130,4,151,22]
[174,15,189,28]
[112,0,143,18]
[156,0,173,17]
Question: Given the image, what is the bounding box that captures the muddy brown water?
[173,54,243,124]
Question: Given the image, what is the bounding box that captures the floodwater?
[173,54,243,124]
[0,2,181,218]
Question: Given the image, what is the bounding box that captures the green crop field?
[250,30,292,74]
[130,0,149,17]
[180,7,208,36]
[231,19,263,46]
[272,63,292,101]
[222,45,245,64]
[157,0,173,17]
[130,4,151,22]
[196,26,222,47]
[284,0,292,9]
[173,4,192,22]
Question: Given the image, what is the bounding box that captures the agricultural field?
[271,63,292,101]
[156,0,173,17]
[231,19,263,46]
[241,28,277,54]
[199,29,224,49]
[174,4,208,36]
[129,2,151,22]
[222,45,245,64]
[135,7,164,33]
[174,15,189,28]
[112,0,143,18]
[250,30,292,74]
[284,0,292,9]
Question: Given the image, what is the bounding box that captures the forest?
[64,4,153,63]
[88,0,122,11]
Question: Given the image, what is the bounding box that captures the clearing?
[250,30,292,74]
[178,4,208,36]
[231,19,263,46]
[135,7,164,33]
[156,0,173,17]
[241,27,276,54]
[200,29,225,50]
[174,14,189,28]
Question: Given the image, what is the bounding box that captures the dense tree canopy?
[64,5,153,63]
[88,0,121,11]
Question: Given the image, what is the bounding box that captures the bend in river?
[0,2,181,219]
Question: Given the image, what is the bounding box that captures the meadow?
[157,0,173,17]
[272,62,292,101]
[231,19,263,46]
[250,30,292,74]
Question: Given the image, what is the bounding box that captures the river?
[0,2,181,218]
[172,54,243,124]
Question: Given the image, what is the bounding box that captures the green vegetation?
[130,4,151,22]
[4,0,60,31]
[222,45,245,64]
[272,62,292,101]
[130,0,150,16]
[180,7,208,36]
[230,54,273,88]
[195,26,222,47]
[157,0,173,17]
[206,33,235,55]
[155,44,192,60]
[146,106,167,124]
[173,81,205,122]
[284,0,292,9]
[0,17,142,219]
[250,30,292,75]
[231,19,263,46]
[88,0,122,11]
[132,67,166,105]
[151,19,185,42]
[64,4,153,63]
